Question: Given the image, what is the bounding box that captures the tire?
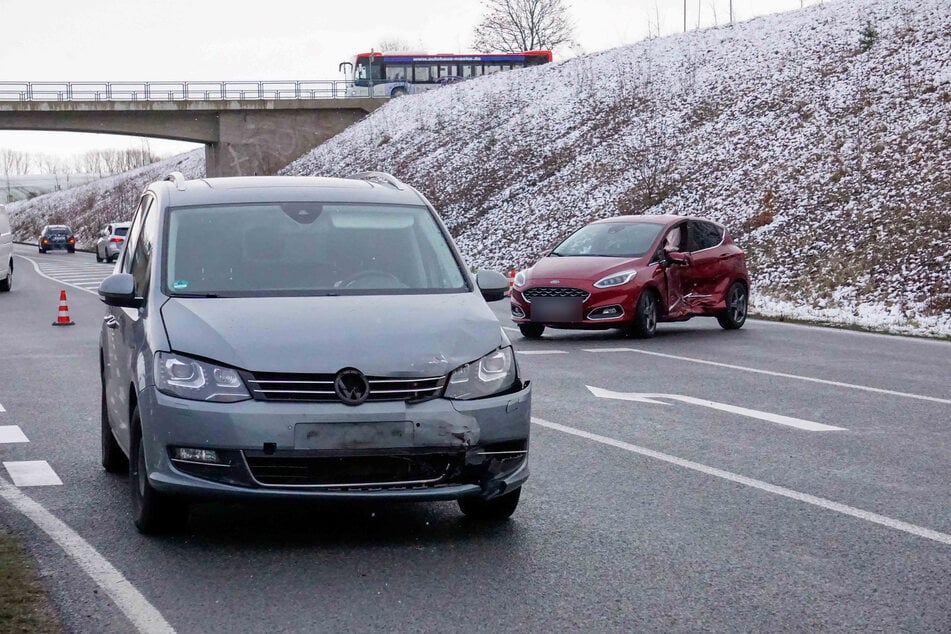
[100,373,127,473]
[96,248,103,263]
[458,488,521,521]
[0,260,11,292]
[67,247,75,254]
[130,408,188,534]
[38,248,45,254]
[390,87,407,98]
[518,323,545,339]
[628,289,659,338]
[717,282,748,330]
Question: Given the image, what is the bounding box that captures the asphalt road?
[1,244,949,633]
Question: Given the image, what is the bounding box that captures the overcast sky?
[0,0,823,161]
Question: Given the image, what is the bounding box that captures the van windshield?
[164,203,469,297]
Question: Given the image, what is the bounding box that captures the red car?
[511,215,750,338]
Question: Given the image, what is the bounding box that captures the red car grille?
[523,286,590,302]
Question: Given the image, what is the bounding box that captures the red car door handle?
[719,254,731,260]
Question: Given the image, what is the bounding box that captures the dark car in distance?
[511,215,750,338]
[38,225,76,254]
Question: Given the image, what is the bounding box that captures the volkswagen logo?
[334,368,369,406]
[550,279,561,284]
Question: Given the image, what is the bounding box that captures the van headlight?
[154,352,251,403]
[444,347,517,400]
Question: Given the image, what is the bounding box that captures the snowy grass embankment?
[284,0,951,337]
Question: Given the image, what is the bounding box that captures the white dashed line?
[0,426,29,443]
[532,416,951,546]
[3,460,63,487]
[581,347,951,405]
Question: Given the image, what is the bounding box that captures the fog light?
[511,304,525,318]
[588,305,625,320]
[173,447,222,464]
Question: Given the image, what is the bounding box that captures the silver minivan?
[98,172,531,533]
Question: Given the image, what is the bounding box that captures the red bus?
[339,50,553,98]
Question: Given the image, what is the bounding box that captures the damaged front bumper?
[138,381,531,502]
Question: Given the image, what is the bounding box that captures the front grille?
[523,286,590,302]
[244,452,463,488]
[243,372,446,403]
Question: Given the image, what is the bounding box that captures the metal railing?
[0,80,358,102]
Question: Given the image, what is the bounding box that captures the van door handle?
[103,315,119,329]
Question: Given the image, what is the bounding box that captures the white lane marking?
[0,402,5,412]
[0,479,177,633]
[15,255,99,296]
[586,385,846,432]
[516,350,570,355]
[0,426,30,443]
[532,417,951,546]
[581,347,951,405]
[3,461,63,487]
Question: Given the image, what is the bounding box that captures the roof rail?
[350,171,406,191]
[165,171,187,191]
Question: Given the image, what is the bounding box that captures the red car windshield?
[551,222,664,258]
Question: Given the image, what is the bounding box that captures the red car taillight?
[42,238,49,244]
[109,237,124,243]
[68,237,75,243]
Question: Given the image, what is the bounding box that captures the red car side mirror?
[667,251,689,265]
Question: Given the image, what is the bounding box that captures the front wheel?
[518,323,545,339]
[628,289,658,338]
[458,488,521,521]
[130,408,188,534]
[717,282,748,330]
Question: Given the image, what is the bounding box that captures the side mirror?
[476,269,509,302]
[98,273,142,308]
[667,251,689,265]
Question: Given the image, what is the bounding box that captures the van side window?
[125,197,157,297]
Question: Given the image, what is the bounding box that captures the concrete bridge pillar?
[206,106,372,177]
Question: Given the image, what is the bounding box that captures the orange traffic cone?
[507,268,516,296]
[52,290,75,326]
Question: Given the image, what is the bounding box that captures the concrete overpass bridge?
[0,81,387,176]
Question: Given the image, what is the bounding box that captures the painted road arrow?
[587,385,846,432]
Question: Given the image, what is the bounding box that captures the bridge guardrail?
[0,80,358,101]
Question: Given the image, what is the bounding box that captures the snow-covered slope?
[284,0,951,337]
[7,151,203,246]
